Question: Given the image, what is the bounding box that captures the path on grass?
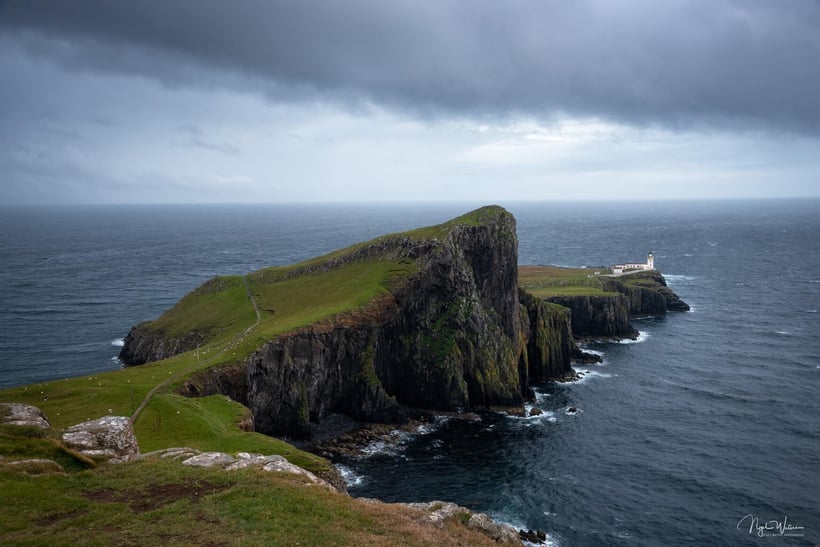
[130,276,262,423]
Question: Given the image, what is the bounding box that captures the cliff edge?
[120,206,574,438]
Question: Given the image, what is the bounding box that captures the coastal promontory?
[120,206,575,437]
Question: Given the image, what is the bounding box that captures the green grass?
[248,257,415,339]
[148,275,256,342]
[0,425,94,473]
[0,458,500,546]
[518,265,619,297]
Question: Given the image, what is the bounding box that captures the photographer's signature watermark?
[737,514,805,538]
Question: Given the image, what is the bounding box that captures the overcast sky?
[2,0,819,204]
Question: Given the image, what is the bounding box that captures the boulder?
[0,403,51,429]
[62,416,139,463]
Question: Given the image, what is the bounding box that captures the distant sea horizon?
[1,199,817,545]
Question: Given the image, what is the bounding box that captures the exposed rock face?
[602,270,690,314]
[62,416,139,463]
[544,270,689,339]
[545,294,638,339]
[519,291,575,381]
[0,403,51,429]
[119,323,200,366]
[601,277,668,316]
[375,211,523,411]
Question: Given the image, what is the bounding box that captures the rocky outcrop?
[545,294,638,339]
[542,270,689,339]
[0,402,51,429]
[148,448,337,491]
[119,322,200,366]
[600,277,668,316]
[62,416,139,463]
[360,498,523,545]
[602,270,690,315]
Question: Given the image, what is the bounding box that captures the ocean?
[1,200,818,545]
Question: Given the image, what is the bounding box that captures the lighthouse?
[647,251,655,270]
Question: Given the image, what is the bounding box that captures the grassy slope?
[0,207,511,544]
[0,450,499,546]
[0,256,414,476]
[518,265,619,297]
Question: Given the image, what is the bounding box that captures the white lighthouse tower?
[647,251,655,270]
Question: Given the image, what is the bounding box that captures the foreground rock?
[361,498,523,544]
[2,458,65,475]
[62,416,139,463]
[0,402,51,429]
[142,447,338,492]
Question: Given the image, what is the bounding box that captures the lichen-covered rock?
[0,403,51,429]
[181,452,235,468]
[62,416,139,463]
[225,454,286,470]
[406,501,522,544]
[467,512,523,544]
[262,459,335,490]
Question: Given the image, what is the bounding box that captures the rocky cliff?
[519,291,576,381]
[540,270,689,339]
[119,322,199,366]
[544,293,638,339]
[606,270,690,313]
[124,206,575,438]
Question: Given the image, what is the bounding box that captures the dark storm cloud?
[2,0,820,133]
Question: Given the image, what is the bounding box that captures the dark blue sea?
[1,200,818,545]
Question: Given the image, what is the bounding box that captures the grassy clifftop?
[519,265,615,297]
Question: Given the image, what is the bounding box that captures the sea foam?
[616,331,649,344]
[335,463,365,487]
